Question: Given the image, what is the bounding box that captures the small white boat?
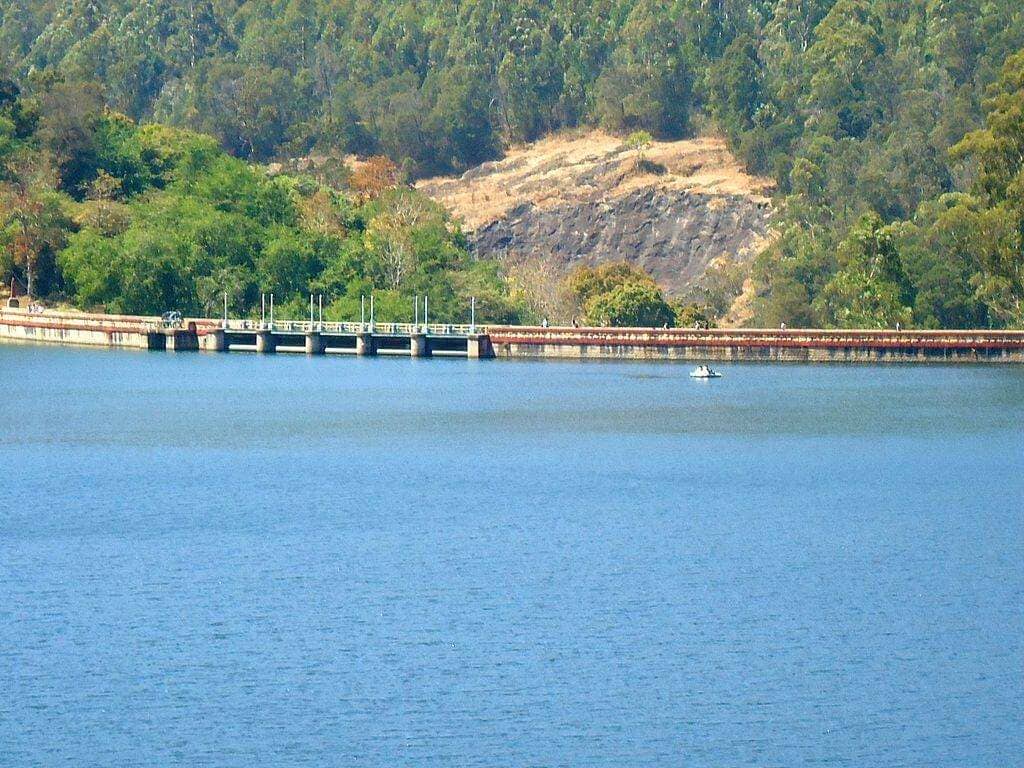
[689,365,722,379]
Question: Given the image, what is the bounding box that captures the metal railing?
[221,319,484,336]
[484,325,1024,349]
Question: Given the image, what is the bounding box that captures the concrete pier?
[304,332,324,355]
[355,332,376,356]
[467,334,490,359]
[409,332,428,357]
[202,329,226,352]
[255,330,276,354]
[163,329,199,351]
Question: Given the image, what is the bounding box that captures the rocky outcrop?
[473,187,771,295]
[418,131,774,296]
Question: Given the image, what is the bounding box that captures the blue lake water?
[1,343,1023,767]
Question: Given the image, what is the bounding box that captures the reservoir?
[1,344,1022,767]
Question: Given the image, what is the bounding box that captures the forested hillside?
[0,85,523,323]
[2,0,1024,327]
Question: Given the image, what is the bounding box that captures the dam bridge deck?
[2,308,1024,362]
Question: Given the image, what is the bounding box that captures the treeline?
[1,0,717,176]
[2,0,1024,328]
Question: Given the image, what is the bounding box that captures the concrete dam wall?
[0,310,489,358]
[485,327,1024,364]
[0,310,200,350]
[3,310,1024,363]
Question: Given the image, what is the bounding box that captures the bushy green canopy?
[0,84,523,322]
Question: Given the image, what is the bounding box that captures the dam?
[211,319,492,358]
[0,310,492,358]
[485,326,1024,363]
[2,308,1023,363]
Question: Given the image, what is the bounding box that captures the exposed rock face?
[473,188,772,294]
[418,131,774,296]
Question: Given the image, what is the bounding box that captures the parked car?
[160,310,183,328]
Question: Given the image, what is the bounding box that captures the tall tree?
[0,153,65,297]
[949,49,1024,326]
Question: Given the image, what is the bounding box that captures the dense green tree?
[802,0,884,140]
[595,0,694,137]
[708,34,763,145]
[897,197,988,328]
[750,196,836,327]
[947,49,1024,326]
[424,64,499,170]
[34,79,106,196]
[10,93,517,321]
[812,214,914,328]
[568,261,654,304]
[256,227,322,297]
[496,15,561,142]
[583,280,676,326]
[568,260,676,326]
[673,301,712,328]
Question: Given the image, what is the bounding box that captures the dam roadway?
[1,308,1023,363]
